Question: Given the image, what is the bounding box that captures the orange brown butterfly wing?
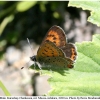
[37,41,65,60]
[36,41,73,68]
[40,25,67,48]
[36,25,77,68]
[60,43,77,61]
[41,57,73,68]
[40,25,77,61]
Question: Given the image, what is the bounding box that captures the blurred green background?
[1,1,99,96]
[0,1,87,58]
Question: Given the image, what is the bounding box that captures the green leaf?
[16,1,37,12]
[0,1,7,5]
[68,1,100,26]
[35,34,100,96]
[0,81,11,96]
[92,34,100,45]
[0,15,14,35]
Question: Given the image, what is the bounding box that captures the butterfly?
[30,25,77,69]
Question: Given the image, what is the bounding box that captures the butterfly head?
[30,55,37,62]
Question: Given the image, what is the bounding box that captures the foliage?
[34,1,100,96]
[0,1,71,47]
[68,1,100,26]
[0,81,11,96]
[35,34,100,96]
[0,1,100,96]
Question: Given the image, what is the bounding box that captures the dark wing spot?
[53,37,57,40]
[46,40,50,42]
[44,49,48,52]
[47,46,49,49]
[51,35,54,37]
[53,41,56,44]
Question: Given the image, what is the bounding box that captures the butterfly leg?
[36,62,43,74]
[36,62,42,70]
[33,62,37,69]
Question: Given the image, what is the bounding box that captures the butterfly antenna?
[21,38,42,71]
[27,38,34,55]
[21,38,33,69]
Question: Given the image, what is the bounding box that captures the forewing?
[37,41,65,60]
[41,25,67,48]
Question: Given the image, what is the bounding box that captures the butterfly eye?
[30,56,36,61]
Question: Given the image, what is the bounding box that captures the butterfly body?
[31,25,77,69]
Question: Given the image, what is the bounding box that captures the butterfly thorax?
[30,55,37,62]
